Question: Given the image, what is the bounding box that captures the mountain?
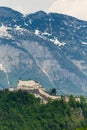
[0,7,87,95]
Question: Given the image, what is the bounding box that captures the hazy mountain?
[0,7,87,95]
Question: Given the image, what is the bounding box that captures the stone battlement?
[17,80,41,89]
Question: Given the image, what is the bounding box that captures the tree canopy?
[0,89,87,130]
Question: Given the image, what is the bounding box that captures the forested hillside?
[0,90,87,130]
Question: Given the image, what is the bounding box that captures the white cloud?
[48,0,87,21]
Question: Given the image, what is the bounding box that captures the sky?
[0,0,55,14]
[0,0,87,21]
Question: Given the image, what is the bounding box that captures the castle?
[9,79,80,104]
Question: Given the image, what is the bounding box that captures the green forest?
[0,89,87,130]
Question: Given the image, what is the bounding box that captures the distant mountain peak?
[27,10,47,19]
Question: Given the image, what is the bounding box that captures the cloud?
[48,0,87,21]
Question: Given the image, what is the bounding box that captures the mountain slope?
[0,7,87,95]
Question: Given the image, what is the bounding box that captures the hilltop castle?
[9,79,80,104]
